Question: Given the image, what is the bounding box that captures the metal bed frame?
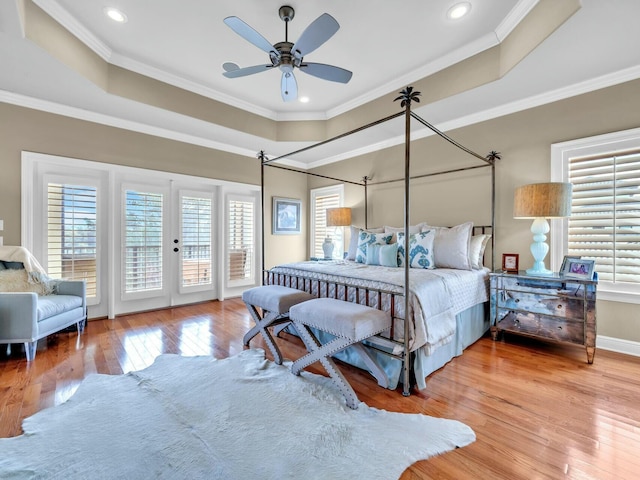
[259,87,499,396]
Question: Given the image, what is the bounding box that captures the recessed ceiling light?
[104,7,127,23]
[447,2,471,20]
[299,96,310,103]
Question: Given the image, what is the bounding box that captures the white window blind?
[181,196,212,287]
[46,183,98,298]
[310,185,343,259]
[124,190,163,293]
[227,198,254,282]
[568,151,640,285]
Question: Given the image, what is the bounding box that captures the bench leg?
[243,303,286,365]
[273,322,295,338]
[351,343,388,388]
[291,322,360,409]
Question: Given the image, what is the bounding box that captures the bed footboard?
[264,269,412,394]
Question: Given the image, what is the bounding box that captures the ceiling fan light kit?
[223,5,352,102]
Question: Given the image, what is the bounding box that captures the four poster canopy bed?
[259,87,500,396]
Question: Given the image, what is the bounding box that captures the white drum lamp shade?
[514,182,572,275]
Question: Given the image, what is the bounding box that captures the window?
[46,183,98,298]
[551,128,640,303]
[124,190,163,294]
[310,185,344,259]
[227,194,256,286]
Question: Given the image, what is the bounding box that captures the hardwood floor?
[1,298,639,479]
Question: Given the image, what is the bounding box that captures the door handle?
[173,247,179,252]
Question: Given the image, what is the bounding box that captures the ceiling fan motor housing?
[278,6,295,22]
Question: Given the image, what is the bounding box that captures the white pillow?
[355,231,393,264]
[397,230,435,269]
[422,222,473,270]
[469,234,491,269]
[383,223,425,243]
[347,225,384,261]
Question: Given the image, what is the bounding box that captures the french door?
[118,182,217,314]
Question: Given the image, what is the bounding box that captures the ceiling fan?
[222,5,353,102]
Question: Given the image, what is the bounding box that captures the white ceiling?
[1,0,640,167]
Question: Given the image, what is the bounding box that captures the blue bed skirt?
[295,302,489,390]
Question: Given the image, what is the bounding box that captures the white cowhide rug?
[0,349,475,479]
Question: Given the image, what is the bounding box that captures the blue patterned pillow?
[356,231,393,264]
[397,230,435,269]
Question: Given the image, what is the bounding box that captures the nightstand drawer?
[496,290,587,320]
[497,275,596,301]
[497,312,585,345]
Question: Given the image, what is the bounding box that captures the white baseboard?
[597,335,640,357]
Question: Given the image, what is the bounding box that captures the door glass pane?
[181,195,212,287]
[124,190,163,293]
[47,183,98,298]
[228,198,254,282]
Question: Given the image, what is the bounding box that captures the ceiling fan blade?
[291,13,339,58]
[281,71,298,102]
[223,64,273,78]
[223,16,277,56]
[222,62,239,72]
[299,62,352,84]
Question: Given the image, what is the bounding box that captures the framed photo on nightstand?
[563,258,595,280]
[502,253,519,273]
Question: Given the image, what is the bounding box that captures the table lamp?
[514,182,572,275]
[324,207,351,259]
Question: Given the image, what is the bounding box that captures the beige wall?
[1,77,639,344]
[311,78,640,343]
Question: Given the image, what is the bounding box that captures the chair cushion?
[37,295,83,322]
[290,298,391,342]
[242,285,314,314]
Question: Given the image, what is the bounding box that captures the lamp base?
[322,236,334,259]
[526,265,553,276]
[527,217,553,276]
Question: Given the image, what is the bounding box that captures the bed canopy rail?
[259,86,499,396]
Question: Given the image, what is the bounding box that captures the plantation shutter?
[47,184,98,298]
[181,195,212,288]
[312,193,340,258]
[124,190,163,293]
[568,151,640,285]
[227,197,254,283]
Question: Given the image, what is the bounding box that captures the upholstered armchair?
[0,247,86,360]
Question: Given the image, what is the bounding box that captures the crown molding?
[325,31,500,119]
[33,0,112,60]
[495,0,540,42]
[109,53,280,121]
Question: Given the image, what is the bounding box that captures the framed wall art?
[272,197,301,235]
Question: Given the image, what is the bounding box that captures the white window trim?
[551,126,640,304]
[310,184,345,258]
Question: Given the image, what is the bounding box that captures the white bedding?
[268,261,489,355]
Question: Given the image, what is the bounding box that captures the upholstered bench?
[242,285,315,365]
[290,297,391,409]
